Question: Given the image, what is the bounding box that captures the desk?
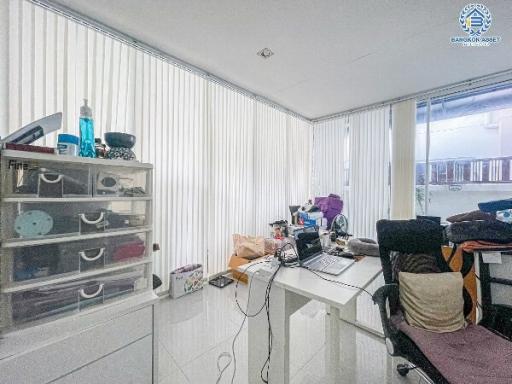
[243,257,382,384]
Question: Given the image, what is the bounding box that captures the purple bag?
[314,194,343,227]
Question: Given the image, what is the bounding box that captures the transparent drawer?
[3,201,149,241]
[94,167,149,197]
[4,266,148,327]
[3,233,148,284]
[1,157,91,198]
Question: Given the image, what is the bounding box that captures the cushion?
[446,210,496,223]
[347,237,379,256]
[391,252,441,282]
[397,322,512,384]
[399,272,464,333]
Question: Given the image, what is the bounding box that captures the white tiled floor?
[157,284,430,384]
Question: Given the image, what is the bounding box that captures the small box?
[169,264,204,298]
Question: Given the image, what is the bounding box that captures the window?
[415,84,512,221]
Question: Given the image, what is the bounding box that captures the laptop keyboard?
[308,255,338,270]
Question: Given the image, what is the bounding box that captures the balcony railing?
[416,156,512,185]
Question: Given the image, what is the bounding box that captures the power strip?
[253,259,280,280]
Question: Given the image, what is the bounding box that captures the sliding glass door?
[415,84,512,221]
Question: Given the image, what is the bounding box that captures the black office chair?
[373,219,473,383]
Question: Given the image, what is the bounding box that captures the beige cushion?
[399,272,465,333]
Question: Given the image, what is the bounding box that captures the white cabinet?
[54,335,153,384]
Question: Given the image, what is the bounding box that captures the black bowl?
[104,132,136,149]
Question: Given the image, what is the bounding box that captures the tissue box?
[169,264,204,298]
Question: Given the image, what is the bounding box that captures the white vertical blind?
[253,102,289,236]
[207,82,256,274]
[311,117,348,199]
[286,114,312,210]
[347,107,390,239]
[8,0,312,289]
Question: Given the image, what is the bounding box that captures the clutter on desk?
[169,264,204,298]
[104,132,137,160]
[229,234,278,283]
[314,194,343,228]
[330,213,350,239]
[269,219,289,239]
[79,99,96,158]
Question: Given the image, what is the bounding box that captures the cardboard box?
[169,264,204,298]
[228,254,265,284]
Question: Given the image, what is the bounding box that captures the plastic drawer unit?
[2,232,149,285]
[1,157,91,198]
[0,149,154,334]
[1,266,148,328]
[2,200,149,241]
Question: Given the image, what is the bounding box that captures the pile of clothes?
[445,198,512,244]
[444,198,512,330]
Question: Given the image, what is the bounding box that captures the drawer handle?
[79,212,105,225]
[39,174,64,184]
[79,284,104,299]
[79,247,105,262]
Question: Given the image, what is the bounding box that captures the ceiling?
[53,0,512,120]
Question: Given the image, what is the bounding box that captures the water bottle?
[79,99,96,158]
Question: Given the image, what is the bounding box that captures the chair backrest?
[376,219,472,318]
[376,219,447,284]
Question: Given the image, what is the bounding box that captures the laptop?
[294,228,354,275]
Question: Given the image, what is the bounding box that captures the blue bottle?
[79,99,96,158]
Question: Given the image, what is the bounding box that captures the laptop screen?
[295,229,323,261]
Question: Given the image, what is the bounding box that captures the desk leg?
[325,306,342,384]
[326,306,361,384]
[247,276,309,384]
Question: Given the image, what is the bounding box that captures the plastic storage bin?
[2,232,148,285]
[2,201,149,241]
[94,167,149,197]
[1,158,91,197]
[3,265,147,328]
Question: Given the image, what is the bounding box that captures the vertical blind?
[311,117,348,198]
[347,107,391,239]
[312,107,390,239]
[8,0,312,290]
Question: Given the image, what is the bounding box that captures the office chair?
[373,219,512,384]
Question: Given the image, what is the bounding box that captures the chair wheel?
[397,363,410,377]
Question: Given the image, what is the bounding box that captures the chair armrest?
[373,284,401,355]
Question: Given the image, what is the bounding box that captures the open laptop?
[294,228,354,275]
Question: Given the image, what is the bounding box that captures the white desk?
[243,257,382,384]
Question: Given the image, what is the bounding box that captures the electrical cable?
[259,264,282,383]
[215,260,271,384]
[294,265,374,298]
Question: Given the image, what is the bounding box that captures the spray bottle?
[79,99,96,158]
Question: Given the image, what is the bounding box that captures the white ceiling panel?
[52,0,512,119]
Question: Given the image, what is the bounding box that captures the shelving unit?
[0,149,158,384]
